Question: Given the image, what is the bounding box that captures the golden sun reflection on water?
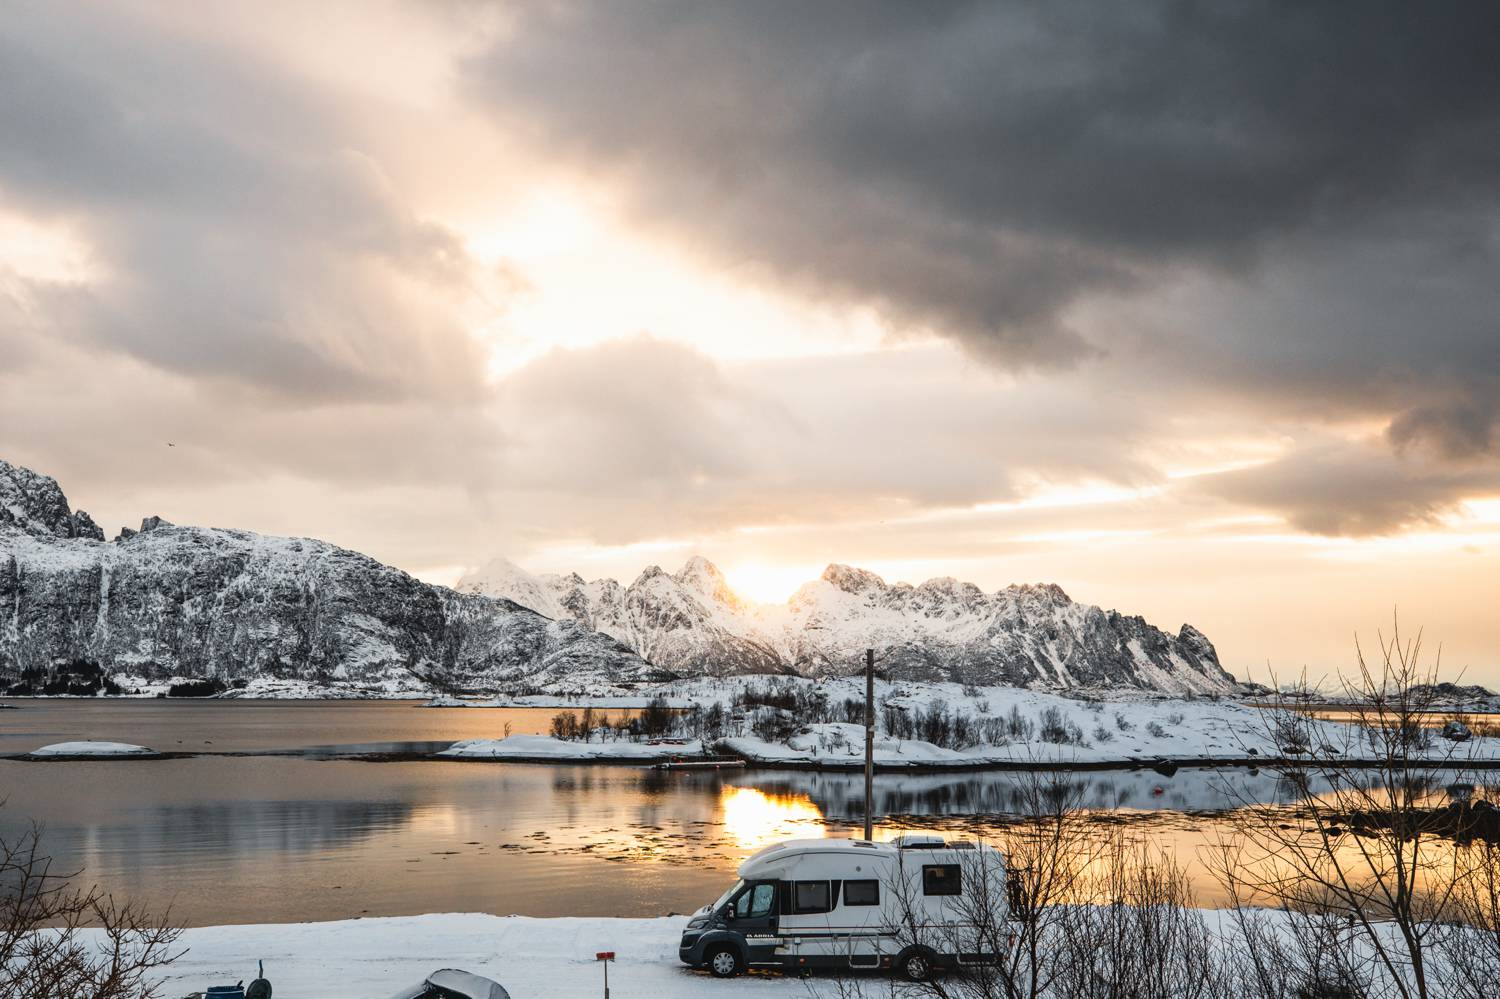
[719,787,827,850]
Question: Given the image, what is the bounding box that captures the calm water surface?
[0,700,1484,926]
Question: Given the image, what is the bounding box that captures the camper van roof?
[737,838,890,878]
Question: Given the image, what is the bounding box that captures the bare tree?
[1,818,182,998]
[1217,619,1475,999]
[1434,830,1500,999]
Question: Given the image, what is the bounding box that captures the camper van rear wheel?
[897,950,933,982]
[707,946,743,978]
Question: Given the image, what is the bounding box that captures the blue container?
[206,988,245,999]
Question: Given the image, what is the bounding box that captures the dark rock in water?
[1441,720,1472,742]
[1150,760,1179,778]
[1345,800,1500,845]
[0,457,668,696]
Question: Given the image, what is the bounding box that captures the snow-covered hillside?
[437,674,1500,768]
[459,557,1236,694]
[0,459,666,695]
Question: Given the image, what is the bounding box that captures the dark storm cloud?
[1388,396,1498,462]
[464,0,1500,366]
[462,0,1500,533]
[1196,441,1500,536]
[0,7,484,402]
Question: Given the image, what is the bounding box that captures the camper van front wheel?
[707,946,743,978]
[897,949,934,982]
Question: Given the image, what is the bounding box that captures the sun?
[720,563,814,605]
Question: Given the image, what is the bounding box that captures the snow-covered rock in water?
[0,458,670,696]
[29,741,155,757]
[460,558,1236,694]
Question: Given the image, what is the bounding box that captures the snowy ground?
[440,735,704,761]
[141,914,802,999]
[114,908,1470,999]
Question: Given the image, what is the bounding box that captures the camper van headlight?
[687,915,711,930]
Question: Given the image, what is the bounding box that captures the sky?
[2,1,1499,684]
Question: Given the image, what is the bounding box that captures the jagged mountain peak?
[674,554,725,585]
[0,458,104,542]
[462,553,1238,694]
[673,555,741,607]
[820,563,886,593]
[1004,582,1073,605]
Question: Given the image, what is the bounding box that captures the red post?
[596,951,615,999]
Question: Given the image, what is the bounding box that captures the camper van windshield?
[712,880,744,912]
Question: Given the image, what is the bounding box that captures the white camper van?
[678,835,1007,980]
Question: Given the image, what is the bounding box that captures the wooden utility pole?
[863,647,875,841]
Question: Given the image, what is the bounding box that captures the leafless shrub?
[1005,705,1035,741]
[549,710,580,740]
[1037,707,1085,746]
[1,816,182,998]
[1052,835,1220,999]
[1435,837,1500,999]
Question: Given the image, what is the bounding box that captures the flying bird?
[165,442,175,447]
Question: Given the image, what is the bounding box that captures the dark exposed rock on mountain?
[460,557,1239,694]
[0,459,666,695]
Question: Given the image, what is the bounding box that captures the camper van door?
[726,880,780,965]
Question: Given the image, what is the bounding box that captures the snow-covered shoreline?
[10,675,1497,771]
[439,735,705,762]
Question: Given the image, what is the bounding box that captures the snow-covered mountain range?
[458,557,1238,694]
[0,457,1236,697]
[0,459,666,695]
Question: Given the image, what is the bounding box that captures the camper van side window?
[734,882,776,919]
[922,864,961,896]
[844,880,880,906]
[793,880,832,914]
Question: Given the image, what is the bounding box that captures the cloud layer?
[2,2,1499,677]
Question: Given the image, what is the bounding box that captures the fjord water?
[0,700,1322,925]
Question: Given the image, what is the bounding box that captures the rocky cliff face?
[461,558,1238,694]
[0,459,666,695]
